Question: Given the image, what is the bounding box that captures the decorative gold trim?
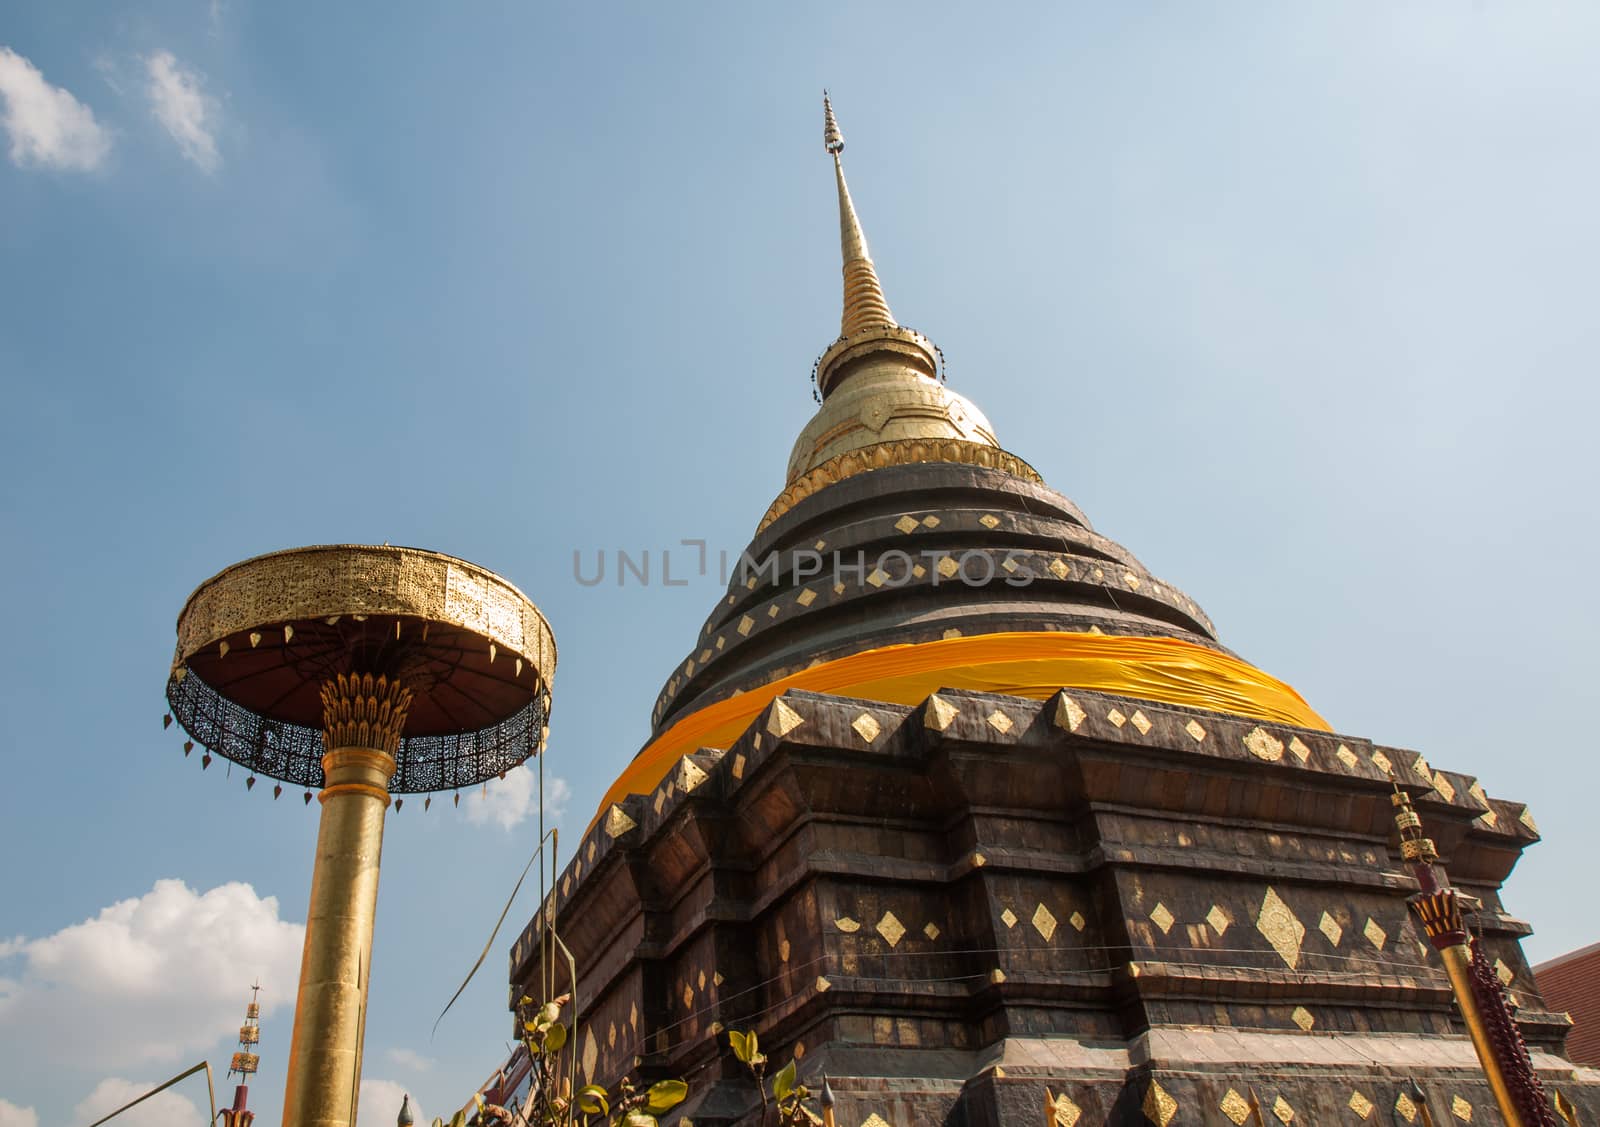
[758,439,1042,532]
[173,544,555,689]
[321,674,412,755]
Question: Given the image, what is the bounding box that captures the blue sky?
[3,3,1599,1125]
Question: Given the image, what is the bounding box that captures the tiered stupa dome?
[594,96,1322,816]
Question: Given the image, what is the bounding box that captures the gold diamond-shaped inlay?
[732,752,746,779]
[682,982,693,1008]
[778,938,791,962]
[1055,694,1086,732]
[768,698,805,737]
[1319,911,1344,947]
[866,567,888,588]
[630,1001,639,1030]
[1033,903,1058,941]
[925,694,960,732]
[1130,710,1152,735]
[852,712,882,743]
[1069,910,1086,932]
[607,1021,617,1049]
[1123,572,1141,589]
[678,757,708,793]
[1000,908,1018,928]
[987,709,1014,734]
[1364,917,1387,950]
[921,515,940,528]
[1371,749,1393,774]
[1107,708,1127,727]
[923,922,940,940]
[1336,744,1360,770]
[1142,1078,1178,1127]
[581,1027,598,1081]
[1046,1089,1082,1127]
[1185,719,1207,742]
[876,911,906,948]
[834,916,861,933]
[894,515,920,534]
[1244,726,1284,761]
[1452,1095,1472,1121]
[1150,902,1176,934]
[714,972,723,986]
[936,554,960,578]
[1433,772,1457,802]
[1349,1090,1374,1120]
[796,588,817,607]
[1256,887,1305,968]
[1288,736,1312,763]
[1291,1005,1315,1031]
[1001,556,1019,573]
[1220,1089,1252,1125]
[604,805,637,839]
[1520,807,1539,834]
[737,614,755,636]
[1049,557,1070,580]
[816,976,830,992]
[1207,905,1231,936]
[862,1116,892,1127]
[1495,958,1514,985]
[1469,781,1489,807]
[1395,1092,1418,1122]
[979,513,1001,529]
[1273,1095,1295,1123]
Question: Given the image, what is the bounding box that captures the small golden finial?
[823,90,844,154]
[821,92,894,342]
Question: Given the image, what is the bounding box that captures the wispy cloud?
[72,1079,202,1127]
[0,1097,38,1127]
[385,1047,435,1072]
[0,879,302,1081]
[0,46,111,171]
[464,764,570,831]
[358,1079,422,1127]
[143,50,219,172]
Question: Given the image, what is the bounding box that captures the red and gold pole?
[1391,787,1556,1127]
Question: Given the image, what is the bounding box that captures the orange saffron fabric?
[592,631,1327,825]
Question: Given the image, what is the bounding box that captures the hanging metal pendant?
[273,784,283,800]
[201,753,212,769]
[246,776,256,791]
[163,714,173,729]
[183,740,194,757]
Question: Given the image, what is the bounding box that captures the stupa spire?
[824,92,895,338]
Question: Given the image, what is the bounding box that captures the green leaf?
[729,1030,752,1064]
[449,1112,468,1127]
[622,1113,658,1127]
[538,1001,562,1027]
[576,1085,610,1116]
[544,1021,568,1052]
[645,1079,688,1112]
[772,1060,796,1102]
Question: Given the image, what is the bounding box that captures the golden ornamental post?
[165,545,555,1127]
[279,673,412,1127]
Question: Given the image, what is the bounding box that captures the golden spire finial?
[823,92,895,339]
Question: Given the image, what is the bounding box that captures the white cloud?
[0,46,111,171]
[385,1047,435,1072]
[357,1079,422,1127]
[0,880,302,1078]
[72,1078,203,1127]
[143,50,219,172]
[464,765,569,831]
[0,1098,38,1127]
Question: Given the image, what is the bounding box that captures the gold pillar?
[281,674,411,1127]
